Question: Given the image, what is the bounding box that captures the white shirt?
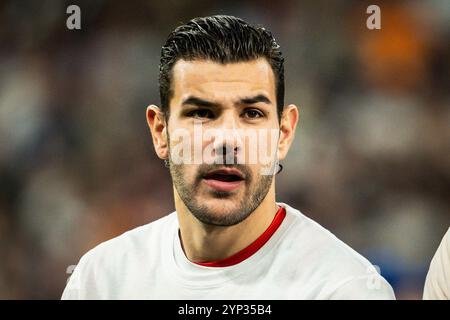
[423,228,450,300]
[62,202,395,299]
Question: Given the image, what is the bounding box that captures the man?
[62,15,395,299]
[423,228,450,299]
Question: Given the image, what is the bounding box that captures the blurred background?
[0,0,448,299]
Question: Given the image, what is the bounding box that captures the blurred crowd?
[0,0,448,299]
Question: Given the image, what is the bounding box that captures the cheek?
[183,164,201,182]
[170,124,280,166]
[246,130,279,166]
[167,126,196,163]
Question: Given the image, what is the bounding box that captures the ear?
[146,105,169,160]
[277,104,299,161]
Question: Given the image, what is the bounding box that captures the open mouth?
[202,168,245,192]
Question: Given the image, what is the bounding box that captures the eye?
[243,108,264,119]
[187,109,214,119]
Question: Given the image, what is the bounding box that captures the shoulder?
[61,212,177,299]
[277,203,396,299]
[423,228,450,299]
[82,211,176,264]
[280,202,380,273]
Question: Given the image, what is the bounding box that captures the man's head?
[147,15,298,226]
[159,15,285,121]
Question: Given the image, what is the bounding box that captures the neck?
[175,183,278,263]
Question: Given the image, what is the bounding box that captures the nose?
[211,111,244,164]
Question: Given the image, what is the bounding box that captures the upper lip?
[203,168,245,180]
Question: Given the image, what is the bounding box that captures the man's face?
[166,58,281,226]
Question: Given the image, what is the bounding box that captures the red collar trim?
[193,206,286,267]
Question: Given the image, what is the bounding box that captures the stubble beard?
[169,159,274,227]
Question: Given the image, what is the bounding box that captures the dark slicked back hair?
[159,15,285,121]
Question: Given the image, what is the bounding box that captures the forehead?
[170,58,276,102]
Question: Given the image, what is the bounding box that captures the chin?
[203,196,235,206]
[204,198,241,212]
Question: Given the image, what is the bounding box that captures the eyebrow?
[182,96,218,108]
[239,94,272,105]
[181,94,272,108]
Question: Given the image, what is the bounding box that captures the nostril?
[216,145,239,156]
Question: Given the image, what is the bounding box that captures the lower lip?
[202,179,244,192]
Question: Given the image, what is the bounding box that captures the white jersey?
[423,228,450,300]
[62,202,395,299]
